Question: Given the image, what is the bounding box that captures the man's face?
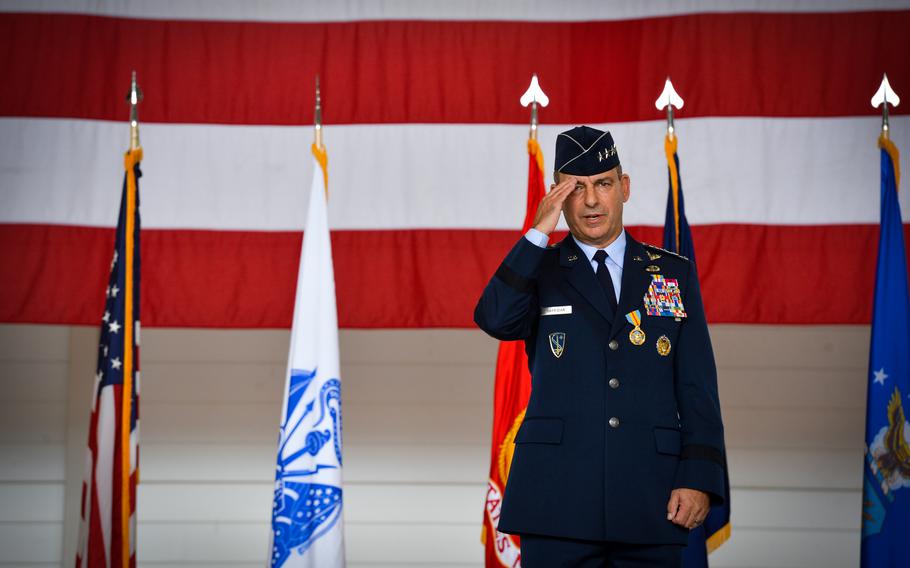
[559,167,630,248]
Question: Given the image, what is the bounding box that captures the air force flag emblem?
[549,332,566,358]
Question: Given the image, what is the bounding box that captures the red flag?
[482,138,546,567]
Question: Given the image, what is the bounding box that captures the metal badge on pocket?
[548,332,566,358]
[656,335,672,356]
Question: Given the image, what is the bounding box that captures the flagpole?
[655,77,684,141]
[872,74,901,188]
[480,75,549,567]
[656,78,685,252]
[128,71,142,151]
[314,75,323,150]
[313,76,328,196]
[121,70,142,568]
[872,73,901,141]
[862,74,905,568]
[520,74,549,142]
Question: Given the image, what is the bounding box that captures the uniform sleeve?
[473,236,547,341]
[672,261,727,504]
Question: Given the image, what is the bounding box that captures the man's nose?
[583,185,598,206]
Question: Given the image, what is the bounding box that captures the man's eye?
[574,185,584,191]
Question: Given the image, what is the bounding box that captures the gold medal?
[625,310,646,346]
[656,335,672,356]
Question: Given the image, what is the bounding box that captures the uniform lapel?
[610,235,653,340]
[559,236,614,324]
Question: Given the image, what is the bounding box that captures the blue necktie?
[593,250,618,315]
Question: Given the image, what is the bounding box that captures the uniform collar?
[571,229,626,269]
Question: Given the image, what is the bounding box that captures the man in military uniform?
[474,126,726,567]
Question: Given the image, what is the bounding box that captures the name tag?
[541,305,572,316]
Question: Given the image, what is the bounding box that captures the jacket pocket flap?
[515,417,564,444]
[653,427,682,455]
[646,316,683,330]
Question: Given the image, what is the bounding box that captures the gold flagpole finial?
[520,74,549,141]
[126,71,143,151]
[655,77,684,140]
[314,75,324,149]
[872,73,900,139]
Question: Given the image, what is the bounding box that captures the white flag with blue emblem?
[269,144,345,567]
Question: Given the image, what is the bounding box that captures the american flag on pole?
[76,146,142,568]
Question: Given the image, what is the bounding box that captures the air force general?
[474,126,727,567]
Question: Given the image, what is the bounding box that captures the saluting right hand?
[532,176,575,235]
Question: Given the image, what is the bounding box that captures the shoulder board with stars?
[642,243,689,262]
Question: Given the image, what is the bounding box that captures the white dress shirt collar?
[572,229,626,270]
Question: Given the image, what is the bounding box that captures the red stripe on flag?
[0,223,904,326]
[1,12,908,125]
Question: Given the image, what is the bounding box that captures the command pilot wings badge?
[548,332,566,358]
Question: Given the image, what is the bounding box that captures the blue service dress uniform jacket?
[474,233,726,545]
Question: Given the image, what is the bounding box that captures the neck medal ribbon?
[625,310,646,346]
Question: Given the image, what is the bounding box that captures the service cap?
[555,126,619,176]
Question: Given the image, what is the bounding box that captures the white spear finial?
[655,77,684,111]
[872,74,900,137]
[520,74,549,108]
[520,74,549,140]
[655,77,684,139]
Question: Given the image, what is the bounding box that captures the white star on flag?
[102,311,110,323]
[111,285,120,298]
[873,367,888,385]
[111,357,122,370]
[108,321,121,334]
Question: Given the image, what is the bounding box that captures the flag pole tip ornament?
[872,74,900,138]
[655,77,684,140]
[126,70,143,151]
[314,75,324,149]
[555,126,619,176]
[520,73,549,140]
[312,75,328,194]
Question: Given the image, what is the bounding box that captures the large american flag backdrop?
[1,0,909,329]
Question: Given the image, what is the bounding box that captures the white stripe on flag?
[95,385,116,564]
[1,0,905,21]
[2,117,909,230]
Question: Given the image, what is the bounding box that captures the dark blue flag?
[861,136,910,568]
[663,135,731,566]
[663,135,697,264]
